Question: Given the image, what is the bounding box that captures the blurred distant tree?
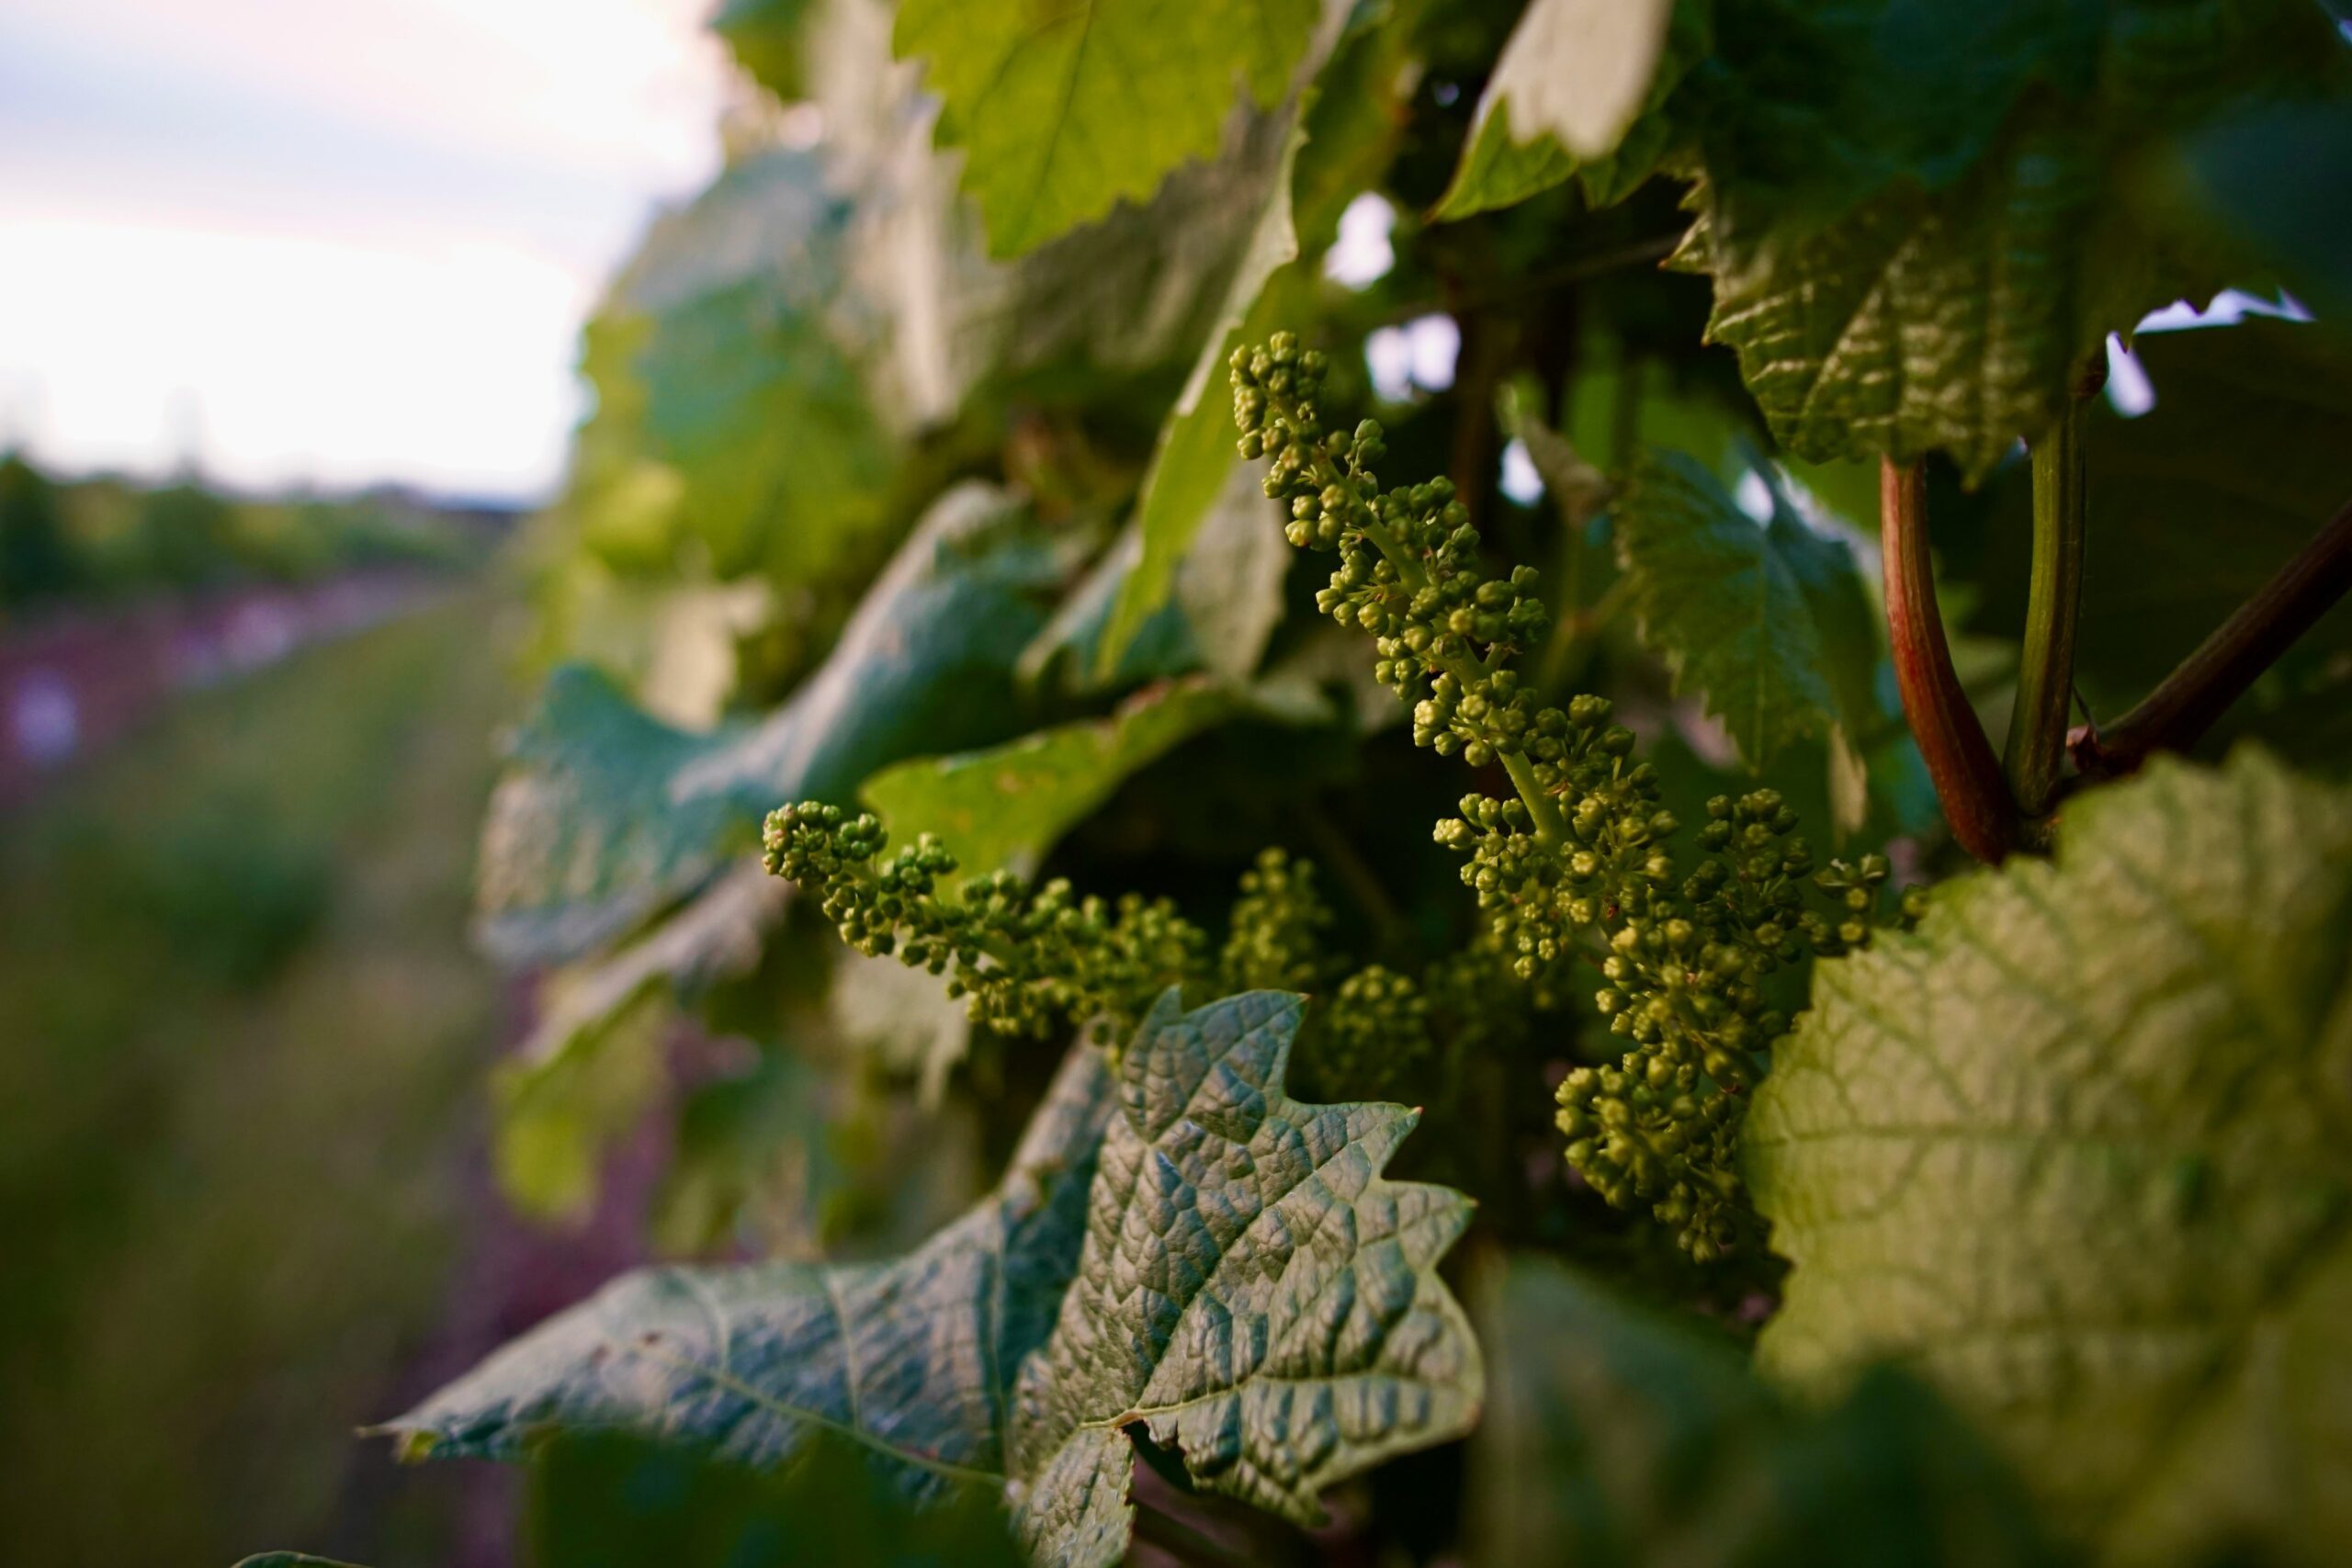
[140,480,239,588]
[0,452,80,605]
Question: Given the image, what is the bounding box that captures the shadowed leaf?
[476,484,1071,966]
[1473,1256,2060,1567]
[1614,449,1878,770]
[1748,749,2352,1562]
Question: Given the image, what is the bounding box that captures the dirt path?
[0,571,450,807]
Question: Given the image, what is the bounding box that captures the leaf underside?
[1747,749,2352,1563]
[386,1045,1117,1496]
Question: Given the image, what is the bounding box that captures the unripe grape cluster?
[1232,333,1916,1258]
[1309,964,1431,1103]
[764,814,1452,1093]
[1219,847,1339,994]
[764,802,1202,1045]
[1236,334,1552,777]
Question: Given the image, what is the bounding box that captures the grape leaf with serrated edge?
[382,1043,1117,1496]
[1009,989,1482,1568]
[1613,448,1879,770]
[895,0,1320,258]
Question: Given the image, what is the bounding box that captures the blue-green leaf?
[385,1043,1118,1495]
[476,485,1072,966]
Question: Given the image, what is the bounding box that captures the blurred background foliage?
[0,451,475,610]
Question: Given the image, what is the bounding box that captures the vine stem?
[2072,495,2352,779]
[2003,398,2086,825]
[1881,458,2017,863]
[1130,1496,1261,1568]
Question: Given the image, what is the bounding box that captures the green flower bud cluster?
[1230,333,1915,1258]
[763,810,1488,1101]
[1232,333,1551,773]
[1219,847,1340,995]
[1306,964,1431,1103]
[763,802,1202,1045]
[1807,852,1928,949]
[1546,838,1921,1257]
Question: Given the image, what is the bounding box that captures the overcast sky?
[0,0,728,501]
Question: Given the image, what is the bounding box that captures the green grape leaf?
[1174,460,1295,682]
[983,109,1302,387]
[862,676,1242,880]
[2181,100,2352,321]
[1019,525,1203,696]
[384,1043,1118,1494]
[492,974,672,1223]
[1676,1,2342,480]
[1099,119,1310,675]
[1965,321,2352,712]
[526,1430,1022,1568]
[1613,449,1879,770]
[1676,128,2136,485]
[475,484,1071,966]
[567,151,898,583]
[1009,990,1482,1566]
[635,267,893,585]
[1100,9,1415,672]
[712,0,818,102]
[1025,463,1289,698]
[650,1049,840,1259]
[1747,749,2352,1563]
[1472,1256,2060,1567]
[493,864,786,1222]
[894,0,1320,259]
[1430,0,1685,222]
[781,0,1295,428]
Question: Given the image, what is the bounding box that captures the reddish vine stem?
[2072,495,2352,780]
[1881,458,2017,863]
[1130,1495,1264,1568]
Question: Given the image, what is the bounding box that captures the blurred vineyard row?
[0,451,484,615]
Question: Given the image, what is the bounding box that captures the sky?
[0,0,729,502]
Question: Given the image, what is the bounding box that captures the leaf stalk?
[2073,495,2352,779]
[2003,397,2086,826]
[1880,458,2016,863]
